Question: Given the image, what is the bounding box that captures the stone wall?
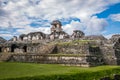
[9,54,103,67]
[100,43,117,65]
[99,37,120,65]
[0,20,120,67]
[57,43,89,54]
[56,40,102,55]
[1,40,104,67]
[0,39,120,67]
[114,40,120,65]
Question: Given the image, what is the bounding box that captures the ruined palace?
[0,20,120,67]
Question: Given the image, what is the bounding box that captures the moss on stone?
[48,53,88,57]
[56,40,96,47]
[73,40,95,43]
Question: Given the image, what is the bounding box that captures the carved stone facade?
[14,32,46,42]
[71,30,85,39]
[49,31,69,40]
[110,34,120,43]
[9,20,83,41]
[50,20,69,40]
[51,20,62,32]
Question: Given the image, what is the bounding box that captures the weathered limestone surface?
[83,35,107,41]
[110,34,120,43]
[0,37,120,66]
[50,20,69,40]
[10,32,46,42]
[0,37,6,44]
[100,35,120,65]
[71,30,85,39]
[8,54,103,67]
[100,44,117,65]
[57,43,89,54]
[0,20,120,67]
[113,39,120,65]
[0,40,105,67]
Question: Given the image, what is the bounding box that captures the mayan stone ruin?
[0,20,120,67]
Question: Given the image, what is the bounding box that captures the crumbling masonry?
[0,20,120,67]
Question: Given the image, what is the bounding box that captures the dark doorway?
[0,47,2,52]
[52,46,58,54]
[11,44,17,52]
[89,46,100,54]
[118,38,120,43]
[23,46,27,52]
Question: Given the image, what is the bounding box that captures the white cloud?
[109,13,120,22]
[0,34,12,37]
[0,33,13,40]
[63,20,84,34]
[63,16,108,35]
[0,0,120,39]
[85,16,108,35]
[16,26,50,34]
[104,34,113,39]
[104,33,120,39]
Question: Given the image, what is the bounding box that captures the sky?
[0,0,120,40]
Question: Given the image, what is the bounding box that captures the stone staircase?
[0,53,12,62]
[38,44,57,54]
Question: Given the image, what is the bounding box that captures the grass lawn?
[0,62,120,80]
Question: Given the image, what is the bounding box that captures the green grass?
[0,62,120,80]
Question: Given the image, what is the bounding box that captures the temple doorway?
[118,38,120,43]
[89,46,100,54]
[0,47,2,52]
[23,46,27,52]
[11,44,17,52]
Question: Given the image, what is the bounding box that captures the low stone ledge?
[8,54,104,67]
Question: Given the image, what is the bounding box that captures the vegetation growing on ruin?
[56,40,96,46]
[73,40,95,43]
[48,53,102,57]
[0,62,120,80]
[48,53,88,57]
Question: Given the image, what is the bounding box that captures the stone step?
[38,44,57,54]
[0,53,12,61]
